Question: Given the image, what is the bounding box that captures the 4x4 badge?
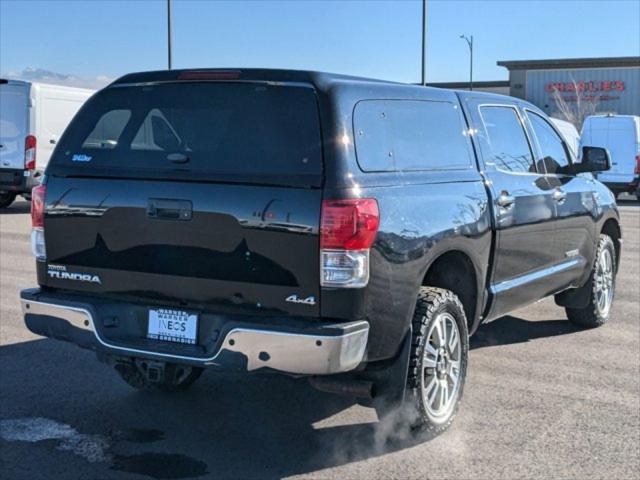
[285,294,316,306]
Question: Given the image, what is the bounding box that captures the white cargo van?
[580,114,640,199]
[0,80,95,207]
[550,117,580,157]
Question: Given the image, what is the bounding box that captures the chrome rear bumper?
[21,293,369,375]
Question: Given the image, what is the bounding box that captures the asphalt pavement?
[1,197,638,480]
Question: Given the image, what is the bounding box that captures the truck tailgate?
[43,177,321,316]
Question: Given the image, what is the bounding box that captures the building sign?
[545,80,625,93]
[544,80,625,102]
[526,67,640,116]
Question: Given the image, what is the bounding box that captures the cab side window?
[353,99,473,172]
[478,106,536,173]
[527,112,571,175]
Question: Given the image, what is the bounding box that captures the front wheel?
[566,234,616,328]
[404,287,469,435]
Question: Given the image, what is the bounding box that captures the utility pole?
[167,0,173,70]
[421,0,427,85]
[460,34,473,91]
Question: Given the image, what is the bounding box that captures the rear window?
[0,85,27,142]
[353,99,473,172]
[50,83,322,186]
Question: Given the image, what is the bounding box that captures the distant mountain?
[1,67,112,89]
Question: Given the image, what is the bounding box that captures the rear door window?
[353,99,473,172]
[478,106,536,173]
[51,83,322,186]
[0,84,28,169]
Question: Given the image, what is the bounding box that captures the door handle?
[497,191,515,208]
[552,188,567,203]
[147,198,192,220]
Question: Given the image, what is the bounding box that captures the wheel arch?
[556,218,620,309]
[601,217,622,273]
[420,248,484,335]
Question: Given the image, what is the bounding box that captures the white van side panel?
[580,115,640,185]
[31,83,94,170]
[0,81,30,170]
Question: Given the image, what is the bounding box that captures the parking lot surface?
[1,198,638,480]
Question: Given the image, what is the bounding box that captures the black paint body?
[32,69,620,365]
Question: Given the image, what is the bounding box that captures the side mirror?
[577,146,611,173]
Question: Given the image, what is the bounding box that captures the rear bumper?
[604,177,640,194]
[0,168,40,194]
[20,288,369,375]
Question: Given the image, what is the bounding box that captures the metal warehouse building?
[497,56,640,117]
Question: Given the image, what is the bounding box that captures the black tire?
[0,192,16,208]
[115,361,203,392]
[405,287,469,435]
[566,234,616,328]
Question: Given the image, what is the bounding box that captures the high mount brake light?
[177,70,241,81]
[320,199,379,288]
[25,135,36,170]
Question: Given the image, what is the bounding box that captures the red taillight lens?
[25,135,36,170]
[31,184,46,228]
[321,199,379,250]
[635,155,640,175]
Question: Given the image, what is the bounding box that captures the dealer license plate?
[147,308,198,345]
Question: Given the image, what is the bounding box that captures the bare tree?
[550,77,600,130]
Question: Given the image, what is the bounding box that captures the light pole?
[167,0,173,70]
[459,34,473,91]
[421,0,427,86]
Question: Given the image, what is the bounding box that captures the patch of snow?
[0,417,111,463]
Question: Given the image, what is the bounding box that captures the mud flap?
[555,272,594,309]
[358,326,412,416]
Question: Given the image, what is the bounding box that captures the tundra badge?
[47,264,101,284]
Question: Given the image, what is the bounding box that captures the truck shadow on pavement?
[0,315,583,480]
[470,315,581,350]
[0,201,30,215]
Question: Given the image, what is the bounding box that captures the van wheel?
[566,234,616,328]
[115,361,203,392]
[405,287,469,435]
[0,192,16,208]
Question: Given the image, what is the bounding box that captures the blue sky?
[1,0,639,87]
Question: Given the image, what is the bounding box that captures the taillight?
[635,155,640,175]
[30,184,46,261]
[320,198,379,288]
[25,135,36,170]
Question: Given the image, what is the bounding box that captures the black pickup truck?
[21,69,621,435]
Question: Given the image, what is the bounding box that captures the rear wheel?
[404,287,469,435]
[0,192,16,208]
[115,360,203,392]
[566,234,616,328]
